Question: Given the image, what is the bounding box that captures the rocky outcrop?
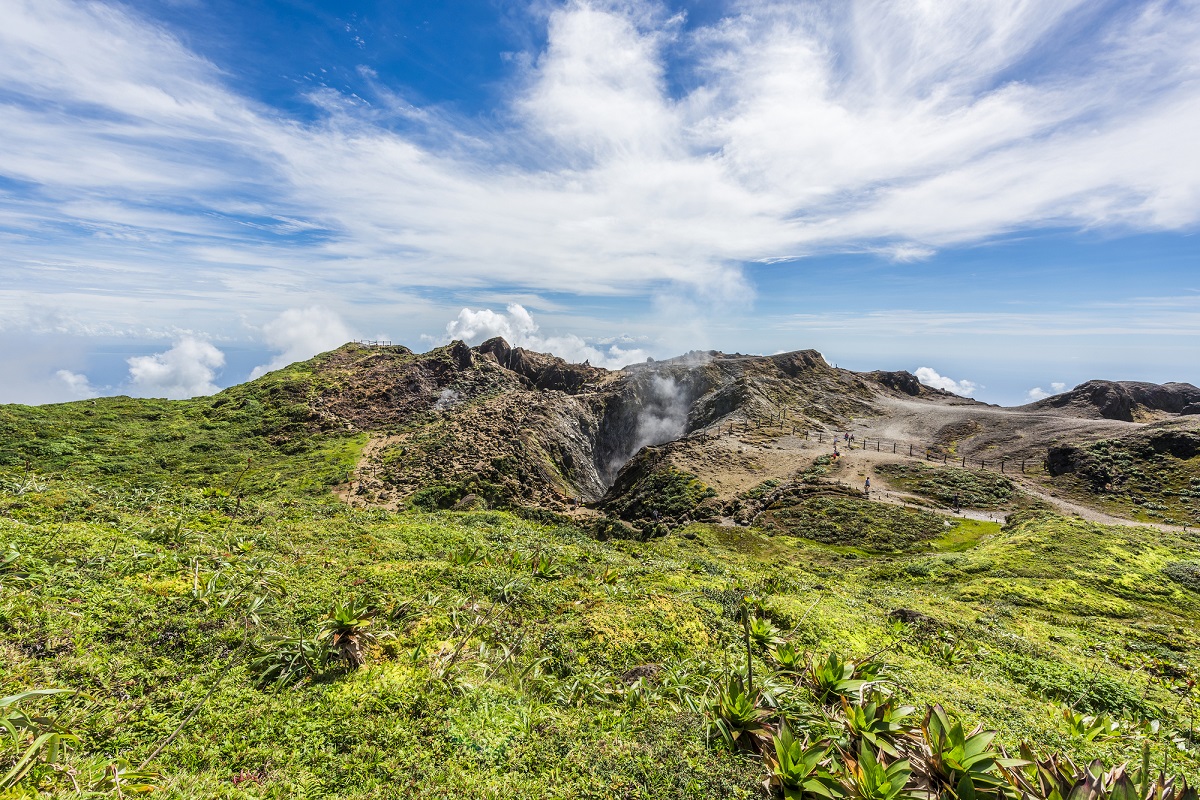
[476,337,605,393]
[868,370,925,397]
[1026,380,1200,421]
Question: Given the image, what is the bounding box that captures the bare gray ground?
[672,394,1190,531]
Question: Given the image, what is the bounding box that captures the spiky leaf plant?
[806,653,889,704]
[250,636,329,689]
[710,674,773,752]
[915,704,1024,799]
[750,616,786,650]
[317,599,378,668]
[764,721,844,800]
[838,742,922,800]
[841,692,917,758]
[772,641,805,672]
[1001,744,1197,800]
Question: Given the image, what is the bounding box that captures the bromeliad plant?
[839,742,922,800]
[1002,744,1196,800]
[318,599,380,668]
[841,692,916,758]
[251,636,329,689]
[449,545,485,568]
[764,722,843,800]
[916,704,1024,799]
[531,553,562,580]
[772,642,805,673]
[807,653,889,705]
[710,674,773,752]
[750,616,786,650]
[1055,704,1123,742]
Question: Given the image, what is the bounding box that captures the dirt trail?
[682,403,1187,532]
[334,434,404,510]
[812,432,1184,532]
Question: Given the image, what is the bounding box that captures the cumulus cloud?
[250,306,354,379]
[1027,381,1069,401]
[0,0,1197,339]
[55,369,97,399]
[915,366,978,397]
[127,336,225,399]
[441,303,649,369]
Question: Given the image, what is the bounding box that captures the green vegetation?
[0,360,363,498]
[875,463,1018,510]
[1044,431,1200,525]
[2,390,1199,797]
[760,493,947,551]
[602,465,717,523]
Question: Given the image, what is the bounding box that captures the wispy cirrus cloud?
[1,0,1199,403]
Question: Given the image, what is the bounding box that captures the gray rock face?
[1026,380,1200,421]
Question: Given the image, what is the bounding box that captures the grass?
[0,361,364,499]
[875,462,1027,510]
[4,472,1197,796]
[759,493,948,552]
[2,385,1199,797]
[930,518,1000,552]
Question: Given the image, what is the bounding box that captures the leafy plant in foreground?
[764,721,843,799]
[531,553,562,580]
[841,692,916,758]
[838,742,920,800]
[917,704,1023,799]
[449,545,485,568]
[251,636,329,689]
[772,642,805,672]
[750,616,786,650]
[1,690,78,791]
[1002,744,1196,800]
[1054,703,1123,742]
[807,653,889,704]
[318,599,379,668]
[710,675,772,752]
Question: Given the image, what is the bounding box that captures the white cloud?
[127,337,225,399]
[249,306,353,378]
[55,369,96,399]
[915,366,978,397]
[0,0,1196,341]
[440,303,649,369]
[1027,381,1069,401]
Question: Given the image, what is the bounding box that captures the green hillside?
[1,388,1198,797]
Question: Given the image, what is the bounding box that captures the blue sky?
[1,0,1197,406]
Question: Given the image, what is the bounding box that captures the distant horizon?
[13,331,1198,411]
[2,1,1197,408]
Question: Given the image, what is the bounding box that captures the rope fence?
[686,410,1048,475]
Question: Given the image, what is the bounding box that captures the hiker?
[865,477,871,493]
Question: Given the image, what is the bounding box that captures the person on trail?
[865,477,871,493]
